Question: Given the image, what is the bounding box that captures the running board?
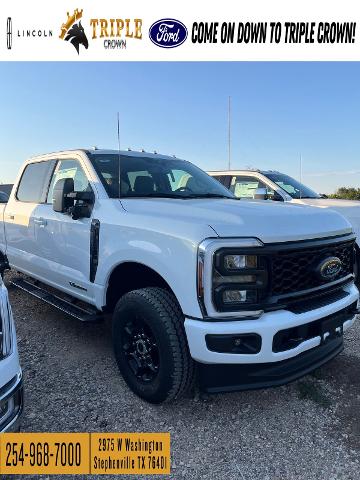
[10,277,103,323]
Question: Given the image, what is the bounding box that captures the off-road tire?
[112,287,195,404]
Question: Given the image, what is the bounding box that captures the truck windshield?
[265,172,320,199]
[89,154,235,199]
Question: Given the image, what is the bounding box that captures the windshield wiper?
[184,193,234,199]
[123,193,234,199]
[123,193,190,199]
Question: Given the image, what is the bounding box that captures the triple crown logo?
[59,9,88,54]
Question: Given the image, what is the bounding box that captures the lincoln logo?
[317,257,342,280]
[7,17,12,50]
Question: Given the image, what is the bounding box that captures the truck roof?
[29,148,180,162]
[207,169,281,175]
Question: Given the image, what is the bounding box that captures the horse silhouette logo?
[65,21,88,54]
[59,9,89,54]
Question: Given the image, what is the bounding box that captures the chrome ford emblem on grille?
[317,256,342,280]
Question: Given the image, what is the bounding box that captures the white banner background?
[0,0,359,61]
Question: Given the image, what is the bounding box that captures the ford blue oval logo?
[149,19,188,48]
[316,256,342,280]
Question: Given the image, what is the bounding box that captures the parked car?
[0,276,23,431]
[208,169,360,279]
[0,149,358,403]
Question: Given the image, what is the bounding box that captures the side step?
[10,277,103,323]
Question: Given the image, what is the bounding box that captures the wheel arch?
[104,261,179,312]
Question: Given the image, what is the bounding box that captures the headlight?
[222,289,257,304]
[197,238,266,318]
[224,254,257,270]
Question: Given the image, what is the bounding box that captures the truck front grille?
[270,238,354,297]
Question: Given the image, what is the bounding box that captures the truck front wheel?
[112,287,195,403]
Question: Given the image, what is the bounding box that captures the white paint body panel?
[0,277,22,432]
[185,283,358,364]
[0,279,20,386]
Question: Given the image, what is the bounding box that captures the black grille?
[270,239,354,297]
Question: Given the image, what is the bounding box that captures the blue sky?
[0,62,359,193]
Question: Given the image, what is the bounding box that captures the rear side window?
[212,175,231,188]
[16,161,56,203]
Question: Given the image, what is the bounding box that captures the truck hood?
[121,198,352,244]
[292,197,360,239]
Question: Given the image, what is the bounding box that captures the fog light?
[224,254,257,270]
[222,289,257,304]
[206,333,262,354]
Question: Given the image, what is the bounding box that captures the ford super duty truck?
[0,276,23,431]
[0,149,358,403]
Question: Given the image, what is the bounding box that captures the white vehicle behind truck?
[0,149,358,403]
[209,170,360,277]
[0,276,23,431]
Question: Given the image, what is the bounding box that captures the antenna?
[299,153,303,199]
[228,96,231,171]
[117,112,121,198]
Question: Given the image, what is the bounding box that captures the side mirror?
[253,187,268,200]
[53,178,74,213]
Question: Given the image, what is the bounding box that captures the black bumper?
[197,336,343,393]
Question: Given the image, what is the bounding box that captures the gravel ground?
[4,272,360,480]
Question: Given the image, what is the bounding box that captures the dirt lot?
[5,271,360,480]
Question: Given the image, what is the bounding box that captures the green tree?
[329,187,360,200]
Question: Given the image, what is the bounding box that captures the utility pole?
[228,96,231,171]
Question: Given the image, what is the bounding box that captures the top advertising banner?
[1,0,359,61]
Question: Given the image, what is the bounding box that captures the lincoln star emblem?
[317,257,342,280]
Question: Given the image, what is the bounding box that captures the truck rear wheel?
[112,287,195,403]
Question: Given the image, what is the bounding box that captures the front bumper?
[197,335,343,393]
[0,373,23,433]
[185,283,358,365]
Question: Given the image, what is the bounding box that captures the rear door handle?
[6,213,15,220]
[34,218,47,227]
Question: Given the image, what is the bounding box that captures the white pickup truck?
[0,149,358,403]
[208,169,360,276]
[0,276,23,431]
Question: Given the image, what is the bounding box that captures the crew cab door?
[32,157,95,302]
[4,160,56,275]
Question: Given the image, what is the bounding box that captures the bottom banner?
[0,432,170,475]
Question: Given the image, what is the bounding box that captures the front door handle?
[34,218,47,227]
[6,213,15,220]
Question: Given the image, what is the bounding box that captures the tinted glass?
[47,159,91,204]
[265,172,320,199]
[17,161,54,203]
[230,176,273,199]
[0,191,8,203]
[89,154,235,199]
[212,175,231,188]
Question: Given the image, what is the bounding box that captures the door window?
[230,176,273,199]
[16,161,56,203]
[212,175,232,188]
[47,159,91,204]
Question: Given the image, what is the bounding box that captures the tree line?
[329,187,360,200]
